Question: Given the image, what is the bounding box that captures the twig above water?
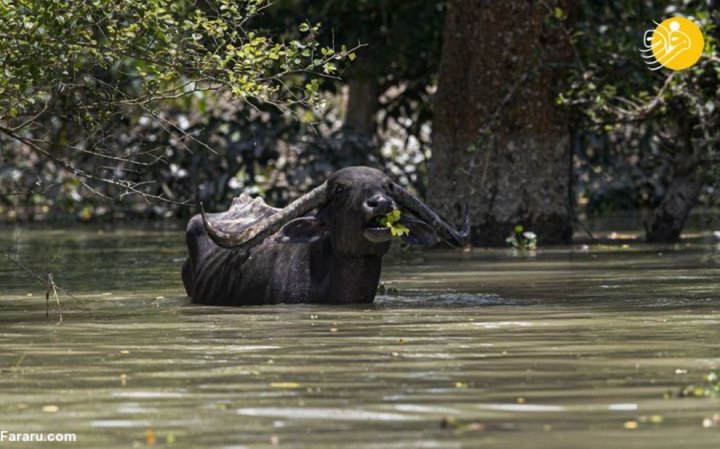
[45,273,62,324]
[2,243,89,324]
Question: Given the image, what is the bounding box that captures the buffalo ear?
[278,217,326,243]
[399,216,438,247]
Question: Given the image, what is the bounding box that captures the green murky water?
[1,225,719,448]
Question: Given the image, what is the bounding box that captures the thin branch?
[0,123,188,205]
[2,248,89,318]
[46,273,62,324]
[10,102,49,132]
[609,73,675,119]
[537,0,586,72]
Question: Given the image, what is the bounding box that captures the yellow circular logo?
[642,17,704,71]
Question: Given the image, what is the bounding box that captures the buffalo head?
[200,166,469,256]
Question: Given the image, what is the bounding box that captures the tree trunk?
[646,172,702,242]
[336,77,380,167]
[645,122,704,243]
[344,77,380,135]
[428,0,573,246]
[646,0,720,242]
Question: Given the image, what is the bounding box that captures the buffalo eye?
[331,183,347,196]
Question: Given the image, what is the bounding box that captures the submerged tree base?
[646,173,702,242]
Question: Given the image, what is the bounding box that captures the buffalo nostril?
[364,195,393,214]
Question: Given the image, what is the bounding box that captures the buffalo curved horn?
[201,182,328,250]
[389,183,470,247]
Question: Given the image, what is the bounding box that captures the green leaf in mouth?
[377,209,410,237]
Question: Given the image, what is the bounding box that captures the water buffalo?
[182,166,469,305]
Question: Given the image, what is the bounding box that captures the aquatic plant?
[505,225,537,250]
[666,370,720,399]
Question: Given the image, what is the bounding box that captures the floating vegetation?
[702,414,720,428]
[144,430,157,446]
[665,371,720,399]
[623,420,639,430]
[506,225,537,250]
[623,415,664,430]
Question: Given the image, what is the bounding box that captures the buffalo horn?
[201,182,328,250]
[389,183,470,246]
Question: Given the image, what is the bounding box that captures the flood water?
[0,224,719,448]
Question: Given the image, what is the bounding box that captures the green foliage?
[505,225,537,250]
[0,0,441,221]
[0,0,353,118]
[378,209,410,237]
[0,0,357,214]
[567,0,720,214]
[666,370,720,399]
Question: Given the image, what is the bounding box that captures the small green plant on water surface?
[506,225,537,250]
[666,371,720,399]
[377,209,410,237]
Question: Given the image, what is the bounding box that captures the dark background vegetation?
[1,0,718,245]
